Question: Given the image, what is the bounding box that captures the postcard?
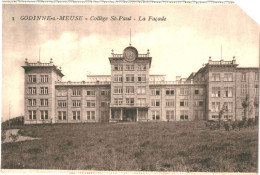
[1,1,259,174]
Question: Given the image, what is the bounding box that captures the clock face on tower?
[123,47,138,62]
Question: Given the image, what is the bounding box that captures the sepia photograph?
[1,1,259,173]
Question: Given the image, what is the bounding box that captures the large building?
[22,45,259,124]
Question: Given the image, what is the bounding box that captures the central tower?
[109,46,152,122]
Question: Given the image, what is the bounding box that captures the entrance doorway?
[123,109,137,121]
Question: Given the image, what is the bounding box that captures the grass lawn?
[1,121,258,172]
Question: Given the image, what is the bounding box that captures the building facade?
[22,45,259,124]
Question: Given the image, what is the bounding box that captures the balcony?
[110,54,150,58]
[149,81,194,85]
[55,81,111,86]
[110,103,149,108]
[25,62,54,67]
[208,60,236,65]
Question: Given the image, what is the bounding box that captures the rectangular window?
[114,98,123,105]
[137,64,146,71]
[151,110,160,120]
[72,89,81,96]
[166,89,174,95]
[86,100,95,107]
[125,64,134,71]
[137,86,146,94]
[151,99,160,107]
[101,102,105,107]
[166,100,174,107]
[195,88,204,95]
[138,110,147,119]
[114,86,123,94]
[166,110,174,120]
[137,74,146,82]
[180,88,189,95]
[180,100,189,107]
[40,87,48,95]
[151,89,160,95]
[212,115,219,119]
[114,65,122,71]
[195,101,203,107]
[57,89,67,96]
[28,110,36,120]
[223,115,233,120]
[40,99,48,106]
[86,90,95,96]
[58,100,67,107]
[58,111,67,120]
[211,73,220,81]
[180,110,189,120]
[224,102,233,112]
[114,75,122,82]
[241,84,247,94]
[224,87,233,97]
[137,98,146,106]
[255,85,259,94]
[126,86,134,94]
[40,75,48,83]
[28,75,36,83]
[255,72,259,81]
[73,111,81,120]
[224,73,233,82]
[40,110,48,120]
[126,74,134,82]
[28,87,37,95]
[72,100,81,107]
[101,90,109,96]
[87,111,95,120]
[212,102,220,112]
[212,87,221,97]
[28,99,36,106]
[242,73,246,81]
[126,98,134,106]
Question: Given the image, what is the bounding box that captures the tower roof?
[21,59,64,77]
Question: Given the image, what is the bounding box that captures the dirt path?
[2,129,40,143]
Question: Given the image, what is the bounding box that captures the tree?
[241,95,250,120]
[254,96,259,125]
[218,104,227,129]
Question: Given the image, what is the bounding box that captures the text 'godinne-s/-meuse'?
[16,15,167,22]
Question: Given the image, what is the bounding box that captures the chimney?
[111,49,114,56]
[232,56,236,64]
[25,58,28,64]
[208,56,212,64]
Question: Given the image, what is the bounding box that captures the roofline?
[236,67,259,70]
[150,74,166,76]
[87,75,110,77]
[22,65,64,77]
[109,57,152,68]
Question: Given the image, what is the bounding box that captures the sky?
[1,3,259,121]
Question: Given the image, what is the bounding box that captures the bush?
[254,116,258,125]
[1,129,6,141]
[1,116,24,129]
[232,122,238,130]
[223,123,230,131]
[238,121,244,131]
[247,118,254,127]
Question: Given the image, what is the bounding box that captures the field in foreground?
[1,121,258,172]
